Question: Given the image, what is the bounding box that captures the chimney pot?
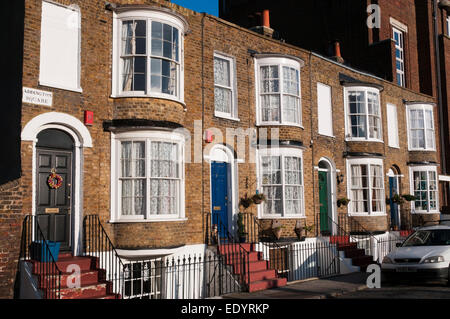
[262,10,270,28]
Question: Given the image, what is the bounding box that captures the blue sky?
[171,0,219,16]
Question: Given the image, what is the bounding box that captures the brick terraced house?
[0,0,445,299]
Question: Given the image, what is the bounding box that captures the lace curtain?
[214,57,232,114]
[261,156,282,215]
[350,164,367,213]
[121,141,146,216]
[284,157,302,215]
[370,165,383,212]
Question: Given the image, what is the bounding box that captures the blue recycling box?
[30,241,61,262]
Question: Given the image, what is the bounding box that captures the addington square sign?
[22,87,53,107]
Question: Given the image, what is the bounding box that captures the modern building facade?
[0,0,444,298]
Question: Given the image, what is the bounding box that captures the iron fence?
[19,215,62,299]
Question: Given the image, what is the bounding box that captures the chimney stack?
[250,10,275,38]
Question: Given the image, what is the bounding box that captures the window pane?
[214,87,232,114]
[214,57,231,87]
[283,95,300,124]
[152,21,162,39]
[261,95,280,122]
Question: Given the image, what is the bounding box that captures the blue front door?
[389,176,399,228]
[211,161,229,238]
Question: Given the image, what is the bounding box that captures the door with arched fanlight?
[35,128,74,251]
[387,167,401,230]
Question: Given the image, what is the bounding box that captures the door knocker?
[47,168,63,189]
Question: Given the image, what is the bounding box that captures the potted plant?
[294,220,305,241]
[401,194,416,202]
[239,195,253,210]
[237,212,248,243]
[252,192,266,205]
[271,220,284,240]
[303,224,314,237]
[337,197,351,207]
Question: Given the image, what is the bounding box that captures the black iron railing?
[83,214,124,299]
[206,213,250,291]
[325,215,378,259]
[121,252,242,299]
[19,215,62,299]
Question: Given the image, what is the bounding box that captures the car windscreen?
[402,229,450,247]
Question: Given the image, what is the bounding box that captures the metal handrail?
[206,213,251,291]
[19,215,62,299]
[83,214,125,299]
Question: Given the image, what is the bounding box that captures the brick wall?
[0,0,442,298]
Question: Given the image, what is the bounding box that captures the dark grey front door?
[36,147,73,251]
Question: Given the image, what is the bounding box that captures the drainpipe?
[433,0,448,208]
[309,52,317,235]
[433,0,446,177]
[201,13,206,241]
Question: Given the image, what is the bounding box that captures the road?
[335,279,450,299]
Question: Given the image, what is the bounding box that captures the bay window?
[347,158,385,215]
[344,87,382,141]
[409,166,438,213]
[258,148,304,217]
[255,56,302,126]
[406,104,435,151]
[113,9,187,101]
[111,131,185,221]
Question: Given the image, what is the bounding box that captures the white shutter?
[39,2,80,91]
[387,104,399,148]
[317,83,333,136]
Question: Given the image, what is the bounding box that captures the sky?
[171,0,219,16]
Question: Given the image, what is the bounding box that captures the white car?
[381,225,450,284]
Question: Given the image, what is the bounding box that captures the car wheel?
[447,266,450,286]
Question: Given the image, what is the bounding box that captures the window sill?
[345,138,384,143]
[347,213,387,217]
[256,123,304,129]
[108,218,188,223]
[258,215,306,219]
[110,93,186,107]
[214,113,240,122]
[408,148,436,152]
[39,81,83,94]
[388,145,400,149]
[410,211,439,215]
[317,133,335,139]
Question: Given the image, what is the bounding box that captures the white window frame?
[110,130,186,222]
[255,57,303,127]
[213,52,239,121]
[346,158,386,216]
[393,27,406,87]
[409,165,439,214]
[446,15,450,37]
[343,86,383,142]
[39,1,82,92]
[317,82,334,137]
[406,104,436,151]
[256,147,305,218]
[386,103,399,148]
[122,258,163,299]
[112,9,186,103]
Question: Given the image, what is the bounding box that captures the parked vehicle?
[381,225,450,284]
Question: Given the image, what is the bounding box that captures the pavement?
[216,272,370,299]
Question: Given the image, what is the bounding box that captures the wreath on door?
[47,169,63,189]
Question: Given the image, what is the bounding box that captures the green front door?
[319,171,329,234]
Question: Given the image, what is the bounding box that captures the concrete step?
[32,256,97,273]
[343,248,366,258]
[245,269,277,282]
[44,282,109,299]
[222,251,262,263]
[233,260,269,274]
